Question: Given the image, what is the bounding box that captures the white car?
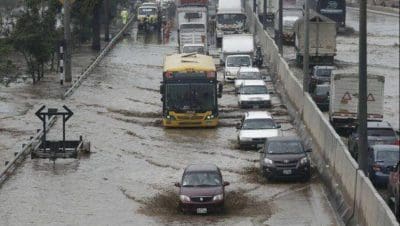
[237,111,282,149]
[224,55,252,81]
[238,80,271,108]
[234,67,262,90]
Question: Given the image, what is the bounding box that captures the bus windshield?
[166,83,216,112]
[139,8,156,16]
[217,14,246,25]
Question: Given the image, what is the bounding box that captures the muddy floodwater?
[0,23,342,225]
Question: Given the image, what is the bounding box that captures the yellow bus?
[160,53,223,128]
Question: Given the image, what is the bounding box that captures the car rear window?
[368,128,396,137]
[376,150,399,162]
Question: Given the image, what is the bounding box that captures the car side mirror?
[223,181,230,186]
[236,123,241,129]
[306,148,312,153]
[174,182,181,187]
[387,165,395,172]
[276,124,281,128]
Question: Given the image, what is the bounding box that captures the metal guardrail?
[0,14,136,187]
[0,116,57,186]
[63,15,136,99]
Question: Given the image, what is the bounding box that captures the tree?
[10,0,59,84]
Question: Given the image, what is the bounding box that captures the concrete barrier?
[245,2,399,225]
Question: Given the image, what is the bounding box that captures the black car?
[367,145,400,186]
[348,121,398,159]
[311,83,330,111]
[259,136,312,181]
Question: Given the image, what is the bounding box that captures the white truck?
[221,34,254,81]
[294,11,337,66]
[216,0,246,47]
[329,73,385,130]
[274,7,303,45]
[177,6,208,53]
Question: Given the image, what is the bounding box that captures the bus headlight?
[166,115,176,120]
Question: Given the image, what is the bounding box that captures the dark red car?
[175,163,230,214]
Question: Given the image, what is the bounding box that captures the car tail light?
[372,164,381,172]
[394,140,400,146]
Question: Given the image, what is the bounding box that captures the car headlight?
[300,157,309,165]
[264,158,273,165]
[179,195,190,202]
[166,115,176,120]
[206,115,215,120]
[213,194,224,201]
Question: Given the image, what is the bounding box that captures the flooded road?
[280,8,399,131]
[0,24,341,225]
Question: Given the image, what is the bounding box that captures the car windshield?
[368,128,396,137]
[376,150,399,162]
[182,46,205,54]
[217,14,246,25]
[237,72,261,80]
[182,172,222,187]
[267,141,304,154]
[226,56,251,67]
[315,85,330,95]
[240,85,267,94]
[315,69,332,77]
[242,118,277,130]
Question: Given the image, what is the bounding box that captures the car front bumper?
[239,100,271,108]
[179,200,224,213]
[262,165,310,179]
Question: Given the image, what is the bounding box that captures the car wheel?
[302,170,311,182]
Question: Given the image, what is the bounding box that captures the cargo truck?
[294,11,337,66]
[329,73,385,131]
[216,0,246,47]
[274,7,303,45]
[177,5,208,53]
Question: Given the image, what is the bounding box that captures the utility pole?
[302,0,310,92]
[104,0,110,42]
[278,0,283,55]
[63,0,72,83]
[358,0,368,173]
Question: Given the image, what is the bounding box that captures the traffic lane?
[346,7,399,37]
[0,33,339,225]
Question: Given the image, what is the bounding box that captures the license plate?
[283,169,292,175]
[196,208,207,214]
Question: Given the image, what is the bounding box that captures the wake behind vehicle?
[259,136,312,181]
[160,53,223,128]
[238,80,271,108]
[175,163,230,214]
[137,5,161,30]
[237,111,281,149]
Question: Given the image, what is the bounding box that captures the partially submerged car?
[311,83,330,111]
[348,121,399,159]
[367,145,399,186]
[388,160,400,220]
[259,136,312,181]
[237,111,281,149]
[238,80,271,108]
[175,163,230,214]
[234,67,262,91]
[224,55,252,81]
